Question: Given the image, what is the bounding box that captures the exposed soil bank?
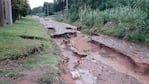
[20,35,47,41]
[0,44,44,62]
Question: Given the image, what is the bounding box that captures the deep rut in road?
[48,28,149,84]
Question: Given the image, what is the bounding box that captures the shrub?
[99,7,148,24]
[79,6,148,27]
[115,28,127,39]
[132,29,145,42]
[138,20,149,34]
[68,12,79,22]
[38,76,56,84]
[79,7,99,26]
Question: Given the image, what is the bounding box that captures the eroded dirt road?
[38,16,149,84]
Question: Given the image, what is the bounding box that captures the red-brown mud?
[51,30,146,84]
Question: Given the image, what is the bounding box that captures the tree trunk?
[4,0,13,25]
[0,0,4,26]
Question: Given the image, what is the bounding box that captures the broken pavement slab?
[40,18,77,37]
[91,34,149,64]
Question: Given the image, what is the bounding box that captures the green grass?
[38,76,56,84]
[0,69,21,77]
[0,16,50,58]
[0,16,59,69]
[21,41,58,69]
[0,81,11,84]
[0,16,61,83]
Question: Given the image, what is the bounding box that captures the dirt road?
[38,16,149,84]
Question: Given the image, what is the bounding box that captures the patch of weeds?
[3,50,20,57]
[0,69,21,78]
[21,54,39,69]
[115,28,127,39]
[21,53,57,69]
[21,64,33,69]
[38,76,56,84]
[145,35,149,44]
[68,12,79,22]
[132,29,145,42]
[0,81,11,84]
[102,27,115,35]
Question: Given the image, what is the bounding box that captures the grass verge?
[0,16,61,83]
[0,16,50,58]
[0,81,11,84]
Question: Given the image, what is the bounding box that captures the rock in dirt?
[70,46,87,57]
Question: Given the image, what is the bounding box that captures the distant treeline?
[31,0,66,16]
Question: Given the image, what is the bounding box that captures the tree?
[0,0,4,26]
[53,0,66,12]
[20,0,31,17]
[31,6,43,15]
[31,0,67,16]
[11,0,30,22]
[43,2,49,16]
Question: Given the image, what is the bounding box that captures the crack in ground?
[20,35,47,41]
[0,44,44,62]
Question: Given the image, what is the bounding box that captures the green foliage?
[115,28,127,39]
[74,4,148,43]
[99,7,148,24]
[79,6,147,27]
[43,2,50,16]
[138,20,149,34]
[0,16,61,84]
[11,0,31,22]
[68,12,79,22]
[0,16,50,58]
[68,0,114,11]
[0,81,11,84]
[79,7,98,26]
[31,0,66,16]
[52,0,149,44]
[53,0,66,12]
[132,29,145,42]
[38,76,56,84]
[31,6,43,15]
[0,69,21,77]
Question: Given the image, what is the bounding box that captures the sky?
[28,0,54,9]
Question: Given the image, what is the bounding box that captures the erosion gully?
[48,30,149,84]
[39,17,149,84]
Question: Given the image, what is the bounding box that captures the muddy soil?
[43,16,149,84]
[0,60,40,84]
[47,30,145,84]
